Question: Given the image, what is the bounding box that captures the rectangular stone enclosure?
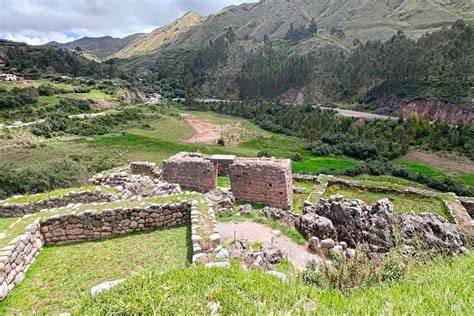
[229,158,293,209]
[162,152,217,192]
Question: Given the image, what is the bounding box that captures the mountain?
[113,11,205,59]
[47,33,143,59]
[170,0,473,50]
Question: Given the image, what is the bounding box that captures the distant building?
[0,74,17,81]
[146,93,162,104]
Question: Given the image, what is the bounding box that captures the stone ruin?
[162,153,218,192]
[229,158,293,210]
[161,153,293,209]
[209,154,236,176]
[129,161,161,178]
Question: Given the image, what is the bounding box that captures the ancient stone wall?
[40,201,191,245]
[162,153,217,192]
[129,161,161,178]
[229,158,293,209]
[209,155,236,176]
[0,189,119,218]
[0,220,43,300]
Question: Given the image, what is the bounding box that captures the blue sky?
[0,0,250,45]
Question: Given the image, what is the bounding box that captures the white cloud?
[2,32,76,45]
[0,0,250,44]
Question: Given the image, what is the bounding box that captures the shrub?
[291,153,303,161]
[257,151,272,158]
[217,138,225,146]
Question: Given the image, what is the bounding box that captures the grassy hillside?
[114,11,205,59]
[170,0,472,50]
[79,254,473,314]
[47,33,143,59]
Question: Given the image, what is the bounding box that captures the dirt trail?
[401,150,474,174]
[217,221,324,270]
[181,114,226,144]
[447,201,474,236]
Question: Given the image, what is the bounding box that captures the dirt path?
[181,114,227,144]
[401,150,474,174]
[447,201,474,236]
[217,221,323,270]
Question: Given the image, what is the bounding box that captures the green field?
[293,156,360,174]
[396,160,474,190]
[0,226,190,315]
[79,253,473,315]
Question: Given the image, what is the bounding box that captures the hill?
[47,33,143,59]
[113,11,205,59]
[170,0,472,50]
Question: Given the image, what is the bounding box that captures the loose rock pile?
[230,240,284,271]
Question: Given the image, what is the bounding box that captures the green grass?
[0,80,77,92]
[0,217,18,232]
[217,176,231,188]
[293,156,360,174]
[0,225,191,315]
[62,89,117,101]
[79,253,473,314]
[0,185,117,206]
[292,180,317,214]
[338,175,436,193]
[396,160,474,190]
[323,186,451,221]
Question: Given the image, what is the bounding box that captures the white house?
[0,74,17,81]
[146,93,162,104]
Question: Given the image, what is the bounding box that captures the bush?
[291,153,303,161]
[257,151,272,158]
[217,138,225,146]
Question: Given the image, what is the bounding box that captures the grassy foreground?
[0,226,191,315]
[79,253,473,315]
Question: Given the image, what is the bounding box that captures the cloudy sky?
[0,0,250,45]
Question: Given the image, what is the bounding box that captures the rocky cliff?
[372,96,474,124]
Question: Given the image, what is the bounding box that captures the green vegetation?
[397,160,474,190]
[0,226,190,315]
[292,180,317,214]
[293,156,359,174]
[79,253,473,314]
[0,218,18,232]
[0,185,117,206]
[323,186,450,221]
[217,176,231,189]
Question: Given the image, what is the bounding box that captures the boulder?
[296,213,337,240]
[206,189,235,209]
[260,207,298,227]
[262,242,283,264]
[237,204,253,215]
[398,212,464,255]
[366,199,396,251]
[150,182,182,197]
[90,279,125,297]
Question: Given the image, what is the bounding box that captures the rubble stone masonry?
[0,220,44,300]
[229,158,293,209]
[40,201,191,244]
[162,153,217,192]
